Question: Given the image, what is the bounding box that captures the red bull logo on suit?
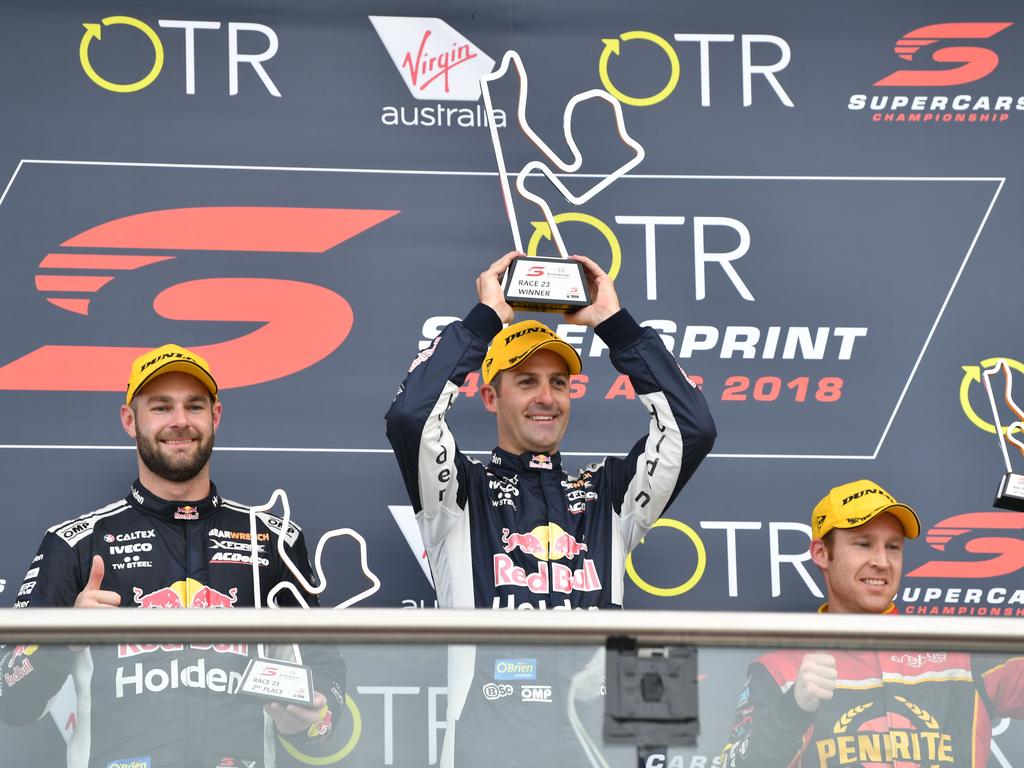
[495,523,601,595]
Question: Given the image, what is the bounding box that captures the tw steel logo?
[0,206,397,392]
[907,512,1024,578]
[875,22,1012,87]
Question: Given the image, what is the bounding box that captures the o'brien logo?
[849,22,1023,124]
[369,16,504,128]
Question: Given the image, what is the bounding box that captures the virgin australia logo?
[369,16,505,128]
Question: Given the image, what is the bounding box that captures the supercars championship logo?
[901,512,1024,617]
[0,202,396,394]
[849,22,1023,123]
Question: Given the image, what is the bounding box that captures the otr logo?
[598,30,794,107]
[79,16,281,95]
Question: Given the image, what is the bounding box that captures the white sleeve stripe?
[617,391,684,553]
[47,501,129,533]
[415,381,465,546]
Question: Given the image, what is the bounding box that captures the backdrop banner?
[1,1,1022,764]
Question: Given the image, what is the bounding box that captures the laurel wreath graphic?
[896,696,940,729]
[833,702,874,734]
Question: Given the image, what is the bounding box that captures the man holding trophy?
[386,250,716,763]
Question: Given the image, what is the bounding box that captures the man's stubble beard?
[136,428,215,484]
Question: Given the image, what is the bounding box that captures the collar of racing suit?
[127,479,221,520]
[817,602,898,614]
[488,447,563,473]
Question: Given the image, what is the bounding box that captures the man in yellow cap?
[716,480,1024,768]
[0,344,351,767]
[387,251,716,765]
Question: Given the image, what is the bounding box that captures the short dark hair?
[488,371,504,395]
[821,530,835,558]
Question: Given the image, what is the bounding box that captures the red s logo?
[907,511,1024,578]
[525,266,545,277]
[875,22,1012,87]
[0,206,398,392]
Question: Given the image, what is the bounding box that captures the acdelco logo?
[79,15,281,95]
[907,512,1024,578]
[875,22,1012,87]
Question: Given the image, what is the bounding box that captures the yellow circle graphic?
[526,213,622,280]
[599,31,680,107]
[959,357,1024,435]
[80,16,164,93]
[277,693,362,765]
[626,518,707,597]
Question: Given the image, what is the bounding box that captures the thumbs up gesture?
[74,555,122,608]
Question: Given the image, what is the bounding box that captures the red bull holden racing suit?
[0,481,348,768]
[715,647,1024,768]
[385,304,716,765]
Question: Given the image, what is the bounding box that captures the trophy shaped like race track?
[982,359,1024,511]
[480,51,645,312]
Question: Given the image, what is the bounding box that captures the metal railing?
[2,609,1022,650]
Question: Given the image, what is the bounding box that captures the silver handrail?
[1,609,1022,650]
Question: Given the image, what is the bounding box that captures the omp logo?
[907,512,1024,578]
[0,206,397,393]
[79,16,281,95]
[875,22,1012,87]
[369,16,494,101]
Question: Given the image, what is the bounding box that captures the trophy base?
[994,472,1024,512]
[503,256,591,313]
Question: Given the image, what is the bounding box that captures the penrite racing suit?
[715,646,1024,768]
[385,303,716,765]
[0,480,349,768]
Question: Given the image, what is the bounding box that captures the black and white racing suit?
[385,303,716,765]
[0,481,349,768]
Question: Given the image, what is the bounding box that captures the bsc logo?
[907,512,1024,578]
[875,22,1013,87]
[0,206,397,393]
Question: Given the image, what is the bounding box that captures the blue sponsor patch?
[494,658,537,680]
[107,759,151,768]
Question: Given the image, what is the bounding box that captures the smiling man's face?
[126,372,220,483]
[481,349,571,456]
[811,512,905,614]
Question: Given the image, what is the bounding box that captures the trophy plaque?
[239,655,314,706]
[503,255,591,312]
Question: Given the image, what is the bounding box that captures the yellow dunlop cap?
[811,479,920,539]
[481,320,582,384]
[126,344,218,405]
